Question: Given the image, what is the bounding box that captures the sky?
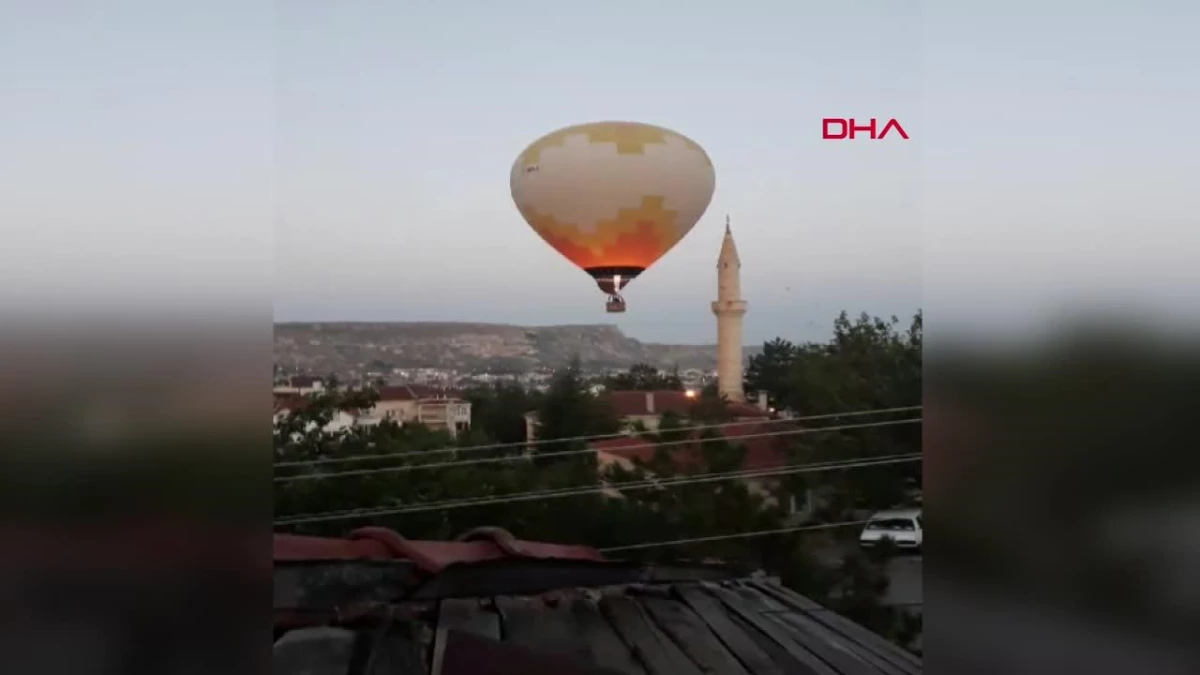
[272,1,922,343]
[2,1,1195,344]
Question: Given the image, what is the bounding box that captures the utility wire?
[274,417,922,483]
[276,458,876,524]
[274,453,921,525]
[274,404,922,469]
[277,456,887,523]
[275,454,914,524]
[599,519,873,552]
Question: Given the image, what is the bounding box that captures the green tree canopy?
[605,362,683,391]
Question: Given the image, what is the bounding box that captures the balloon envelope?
[510,121,715,296]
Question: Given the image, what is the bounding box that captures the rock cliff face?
[274,322,761,375]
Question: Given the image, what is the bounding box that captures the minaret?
[711,215,747,403]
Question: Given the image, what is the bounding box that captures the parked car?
[859,508,922,551]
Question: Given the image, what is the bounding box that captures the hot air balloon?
[510,121,716,312]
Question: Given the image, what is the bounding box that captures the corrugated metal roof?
[273,527,921,673]
[274,577,921,674]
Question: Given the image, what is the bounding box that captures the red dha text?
[822,118,909,140]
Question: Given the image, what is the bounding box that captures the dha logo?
[822,118,909,140]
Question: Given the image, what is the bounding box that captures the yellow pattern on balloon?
[518,122,710,167]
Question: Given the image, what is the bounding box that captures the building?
[712,216,747,403]
[607,389,769,432]
[588,417,810,515]
[523,389,769,442]
[534,388,808,514]
[273,525,923,674]
[273,384,472,439]
[272,375,326,396]
[371,385,472,438]
[589,419,783,473]
[272,393,360,433]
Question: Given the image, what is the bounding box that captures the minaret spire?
[712,217,747,403]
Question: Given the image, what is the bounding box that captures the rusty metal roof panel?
[704,583,842,675]
[435,597,501,640]
[274,578,921,675]
[730,582,891,674]
[272,528,920,674]
[600,592,707,675]
[498,595,607,666]
[437,630,629,675]
[676,584,787,675]
[639,593,753,675]
[744,580,920,674]
[564,595,650,675]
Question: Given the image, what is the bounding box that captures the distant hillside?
[274,322,761,376]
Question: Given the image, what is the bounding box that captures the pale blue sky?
[2,2,1195,343]
[273,0,922,343]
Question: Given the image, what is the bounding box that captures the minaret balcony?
[711,300,747,316]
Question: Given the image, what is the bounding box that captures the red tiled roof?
[592,421,794,472]
[604,390,769,419]
[274,526,606,574]
[606,390,691,416]
[273,393,311,414]
[728,402,771,418]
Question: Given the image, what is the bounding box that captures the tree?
[811,312,920,506]
[536,358,619,450]
[464,382,540,445]
[784,312,921,416]
[605,362,683,391]
[745,338,798,407]
[748,312,923,517]
[688,388,736,424]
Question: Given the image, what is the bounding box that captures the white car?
[859,509,923,551]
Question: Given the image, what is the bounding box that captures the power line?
[599,519,873,552]
[274,417,922,483]
[275,455,915,525]
[274,405,922,469]
[274,453,921,526]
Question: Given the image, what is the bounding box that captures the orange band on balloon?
[540,220,670,270]
[518,195,685,271]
